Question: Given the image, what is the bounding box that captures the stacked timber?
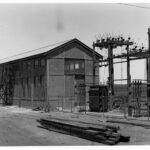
[37,118,130,145]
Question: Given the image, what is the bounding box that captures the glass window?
[75,63,79,70]
[34,59,39,68]
[34,76,37,87]
[27,61,31,68]
[65,59,85,74]
[81,62,84,69]
[66,64,69,71]
[41,59,46,67]
[23,62,27,68]
[70,63,74,70]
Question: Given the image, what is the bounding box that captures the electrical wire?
[0,39,71,61]
[118,3,150,10]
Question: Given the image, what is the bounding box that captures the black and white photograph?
[0,1,149,147]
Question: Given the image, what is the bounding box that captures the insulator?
[96,39,100,43]
[121,38,125,42]
[139,49,142,52]
[106,38,110,41]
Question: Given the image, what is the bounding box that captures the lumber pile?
[107,118,150,128]
[37,118,130,145]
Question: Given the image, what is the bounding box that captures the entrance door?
[74,75,85,106]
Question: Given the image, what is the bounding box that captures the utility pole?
[93,42,96,85]
[126,45,131,116]
[147,28,150,118]
[108,45,114,110]
[93,36,133,111]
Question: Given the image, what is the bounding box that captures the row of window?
[23,58,46,69]
[65,59,85,74]
[14,75,45,88]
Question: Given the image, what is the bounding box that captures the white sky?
[0,3,149,82]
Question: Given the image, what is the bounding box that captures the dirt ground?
[0,106,101,146]
[0,106,150,146]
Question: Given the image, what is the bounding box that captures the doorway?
[74,75,85,106]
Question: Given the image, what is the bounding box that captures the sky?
[0,3,149,83]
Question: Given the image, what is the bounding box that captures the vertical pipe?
[147,28,150,120]
[71,96,72,113]
[108,45,114,110]
[127,45,131,116]
[93,42,96,85]
[31,79,34,109]
[62,96,63,112]
[58,96,59,111]
[147,58,150,121]
[46,56,49,110]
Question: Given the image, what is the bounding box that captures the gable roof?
[0,38,102,64]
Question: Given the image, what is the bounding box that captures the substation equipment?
[91,28,150,117]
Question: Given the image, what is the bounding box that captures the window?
[23,62,27,68]
[65,59,85,74]
[34,59,39,68]
[26,77,29,86]
[27,61,31,68]
[70,63,74,70]
[75,63,79,70]
[27,78,31,97]
[34,76,37,87]
[40,59,46,67]
[40,75,45,87]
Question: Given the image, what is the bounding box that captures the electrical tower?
[93,36,133,110]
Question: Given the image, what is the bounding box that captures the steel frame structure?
[93,29,150,115]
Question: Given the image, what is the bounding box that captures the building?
[0,38,102,110]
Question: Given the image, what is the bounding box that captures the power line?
[0,39,71,62]
[118,3,150,10]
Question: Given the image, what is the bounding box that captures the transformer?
[89,85,108,112]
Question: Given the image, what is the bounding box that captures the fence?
[47,96,88,113]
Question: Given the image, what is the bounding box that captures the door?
[74,75,85,106]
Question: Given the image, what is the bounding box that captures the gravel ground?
[0,106,150,145]
[0,106,100,146]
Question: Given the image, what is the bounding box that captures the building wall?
[47,46,99,110]
[5,56,47,108]
[0,43,100,110]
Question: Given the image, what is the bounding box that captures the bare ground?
[0,106,150,146]
[0,106,100,146]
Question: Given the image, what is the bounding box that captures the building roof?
[0,38,102,64]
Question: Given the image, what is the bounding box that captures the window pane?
[27,61,31,68]
[70,63,74,70]
[34,60,39,68]
[41,59,45,67]
[81,63,84,68]
[75,63,79,69]
[65,64,69,71]
[65,59,84,74]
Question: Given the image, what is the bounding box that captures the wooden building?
[0,38,102,110]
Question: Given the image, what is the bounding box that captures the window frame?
[64,58,85,75]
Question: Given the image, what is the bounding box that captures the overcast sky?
[0,3,149,82]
